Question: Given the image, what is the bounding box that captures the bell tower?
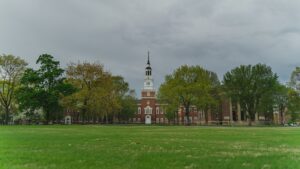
[143,51,154,90]
[139,51,156,124]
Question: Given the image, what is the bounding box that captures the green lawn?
[0,126,300,169]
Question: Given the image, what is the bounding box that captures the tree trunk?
[46,110,50,125]
[248,112,252,126]
[105,111,108,124]
[4,106,9,125]
[248,119,252,126]
[185,105,190,125]
[205,111,208,124]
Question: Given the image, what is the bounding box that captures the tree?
[117,94,137,122]
[16,54,75,124]
[63,63,136,124]
[287,89,300,122]
[201,71,221,123]
[0,54,27,124]
[111,77,137,123]
[158,65,214,125]
[272,83,289,124]
[223,64,278,125]
[289,67,300,91]
[63,62,111,123]
[161,104,177,124]
[287,67,300,123]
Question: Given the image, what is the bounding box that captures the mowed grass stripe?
[0,126,300,169]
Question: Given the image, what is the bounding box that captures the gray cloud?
[1,0,300,95]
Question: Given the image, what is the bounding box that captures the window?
[160,118,164,123]
[156,107,159,114]
[147,91,150,96]
[156,118,159,123]
[137,118,141,122]
[138,107,141,114]
[144,106,152,114]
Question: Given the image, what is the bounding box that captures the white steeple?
[143,51,154,90]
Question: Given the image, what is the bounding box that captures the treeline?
[158,64,300,125]
[0,53,299,125]
[0,54,137,124]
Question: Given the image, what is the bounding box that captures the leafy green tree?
[157,93,178,124]
[16,54,75,124]
[0,54,27,124]
[287,67,300,123]
[63,62,111,123]
[63,63,136,124]
[272,84,289,124]
[111,77,137,123]
[201,71,221,123]
[287,89,300,122]
[289,67,300,91]
[158,65,214,125]
[163,105,177,124]
[223,64,278,125]
[117,94,137,122]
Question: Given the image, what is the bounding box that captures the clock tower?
[138,51,157,124]
[143,51,154,90]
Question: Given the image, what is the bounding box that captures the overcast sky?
[1,0,300,95]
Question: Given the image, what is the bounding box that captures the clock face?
[144,79,153,89]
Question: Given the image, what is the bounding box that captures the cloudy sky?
[1,0,300,95]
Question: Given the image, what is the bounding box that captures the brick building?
[131,52,232,125]
[131,52,282,125]
[64,52,284,125]
[132,52,167,124]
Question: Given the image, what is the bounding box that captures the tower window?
[146,70,151,76]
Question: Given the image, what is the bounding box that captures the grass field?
[0,126,300,169]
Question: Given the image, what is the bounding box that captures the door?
[145,115,151,124]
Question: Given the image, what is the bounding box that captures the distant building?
[131,52,282,125]
[64,52,284,125]
[131,52,226,124]
[132,52,165,124]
